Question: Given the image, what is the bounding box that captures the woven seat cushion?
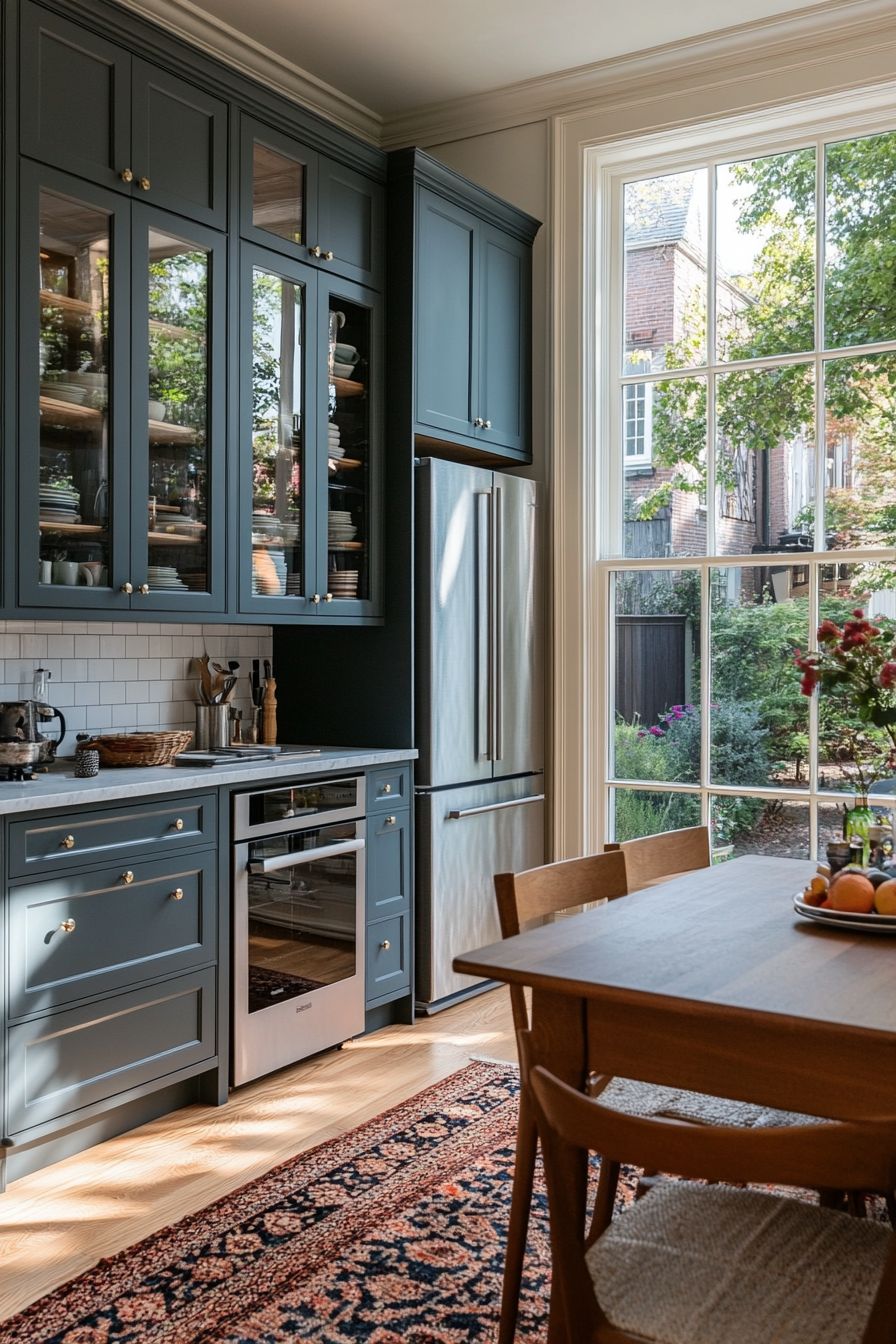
[598,1076,825,1128]
[586,1180,893,1344]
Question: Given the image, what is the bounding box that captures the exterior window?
[599,121,896,859]
[624,382,652,465]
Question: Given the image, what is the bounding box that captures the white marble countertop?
[0,747,416,816]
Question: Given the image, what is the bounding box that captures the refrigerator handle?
[447,794,545,820]
[477,490,491,761]
[492,484,504,762]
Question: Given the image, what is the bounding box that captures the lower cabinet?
[365,805,411,1008]
[6,967,217,1135]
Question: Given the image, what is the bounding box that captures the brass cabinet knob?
[324,592,333,602]
[121,870,134,884]
[60,834,75,849]
[309,245,334,259]
[312,593,321,604]
[139,584,150,595]
[310,245,321,257]
[60,918,76,933]
[120,582,133,594]
[474,417,484,427]
[382,783,391,794]
[120,168,133,183]
[173,818,184,831]
[380,939,390,950]
[484,420,491,429]
[386,816,396,825]
[139,177,150,190]
[170,888,184,901]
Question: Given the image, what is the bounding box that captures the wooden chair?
[527,1035,896,1344]
[605,823,710,891]
[493,851,629,1344]
[494,844,835,1344]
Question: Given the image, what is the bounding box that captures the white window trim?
[552,78,896,863]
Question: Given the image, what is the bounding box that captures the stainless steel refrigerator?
[415,457,544,1011]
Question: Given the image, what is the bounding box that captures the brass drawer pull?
[139,176,150,190]
[310,245,334,260]
[60,918,75,933]
[386,816,396,825]
[120,168,133,183]
[380,939,390,950]
[173,818,184,831]
[170,888,184,901]
[60,835,75,849]
[121,870,134,884]
[382,783,391,794]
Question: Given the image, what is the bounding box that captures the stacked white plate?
[286,573,302,595]
[40,484,81,524]
[253,548,286,595]
[40,381,87,405]
[328,424,344,460]
[328,509,357,543]
[328,569,358,598]
[147,565,188,591]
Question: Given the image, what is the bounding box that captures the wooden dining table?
[453,853,896,1337]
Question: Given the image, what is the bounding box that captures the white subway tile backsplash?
[0,621,273,752]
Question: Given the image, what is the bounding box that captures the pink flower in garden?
[637,731,647,739]
[648,725,665,737]
[816,620,842,645]
[878,662,896,689]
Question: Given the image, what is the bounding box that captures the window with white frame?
[593,110,896,861]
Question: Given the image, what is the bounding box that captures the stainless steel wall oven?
[232,776,366,1085]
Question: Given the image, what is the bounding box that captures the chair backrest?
[494,852,628,1033]
[524,1032,896,1344]
[605,824,710,891]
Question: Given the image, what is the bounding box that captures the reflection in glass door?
[252,141,305,246]
[252,268,304,598]
[146,231,210,594]
[38,192,111,590]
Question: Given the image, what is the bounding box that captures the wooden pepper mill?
[262,677,277,745]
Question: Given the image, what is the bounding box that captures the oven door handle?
[247,837,365,874]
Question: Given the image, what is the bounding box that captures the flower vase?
[845,797,876,868]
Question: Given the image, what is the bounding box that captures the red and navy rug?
[0,1060,562,1344]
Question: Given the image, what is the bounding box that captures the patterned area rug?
[0,1061,562,1344]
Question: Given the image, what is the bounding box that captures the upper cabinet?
[20,2,228,229]
[387,149,540,466]
[240,115,384,291]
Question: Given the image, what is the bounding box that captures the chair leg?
[846,1191,867,1219]
[498,1082,538,1344]
[586,1157,620,1248]
[886,1192,896,1229]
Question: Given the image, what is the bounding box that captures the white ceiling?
[182,0,823,118]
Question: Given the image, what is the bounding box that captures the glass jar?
[844,797,876,868]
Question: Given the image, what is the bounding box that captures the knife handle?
[262,678,277,745]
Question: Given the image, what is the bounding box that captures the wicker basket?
[82,730,193,767]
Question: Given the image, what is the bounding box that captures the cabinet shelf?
[147,530,204,546]
[331,377,365,398]
[148,418,197,444]
[328,458,362,469]
[327,541,365,551]
[39,520,104,535]
[39,395,103,429]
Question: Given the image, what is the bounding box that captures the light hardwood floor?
[0,986,518,1321]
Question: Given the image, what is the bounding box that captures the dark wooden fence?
[615,614,690,728]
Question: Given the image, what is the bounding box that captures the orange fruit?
[874,879,896,915]
[826,872,875,913]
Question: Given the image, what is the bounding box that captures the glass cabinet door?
[21,164,131,608]
[239,116,319,262]
[241,247,317,612]
[321,283,381,612]
[131,209,225,609]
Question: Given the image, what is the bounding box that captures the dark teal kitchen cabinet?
[365,807,411,1008]
[388,149,540,466]
[21,1,228,228]
[240,113,383,292]
[18,160,228,613]
[239,243,383,620]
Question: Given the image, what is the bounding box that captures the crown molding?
[113,0,383,144]
[381,0,896,148]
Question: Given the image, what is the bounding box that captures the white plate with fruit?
[794,867,896,933]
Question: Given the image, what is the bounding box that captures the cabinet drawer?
[8,852,217,1019]
[368,766,410,810]
[367,808,410,920]
[8,794,216,876]
[366,914,410,1004]
[6,968,216,1136]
